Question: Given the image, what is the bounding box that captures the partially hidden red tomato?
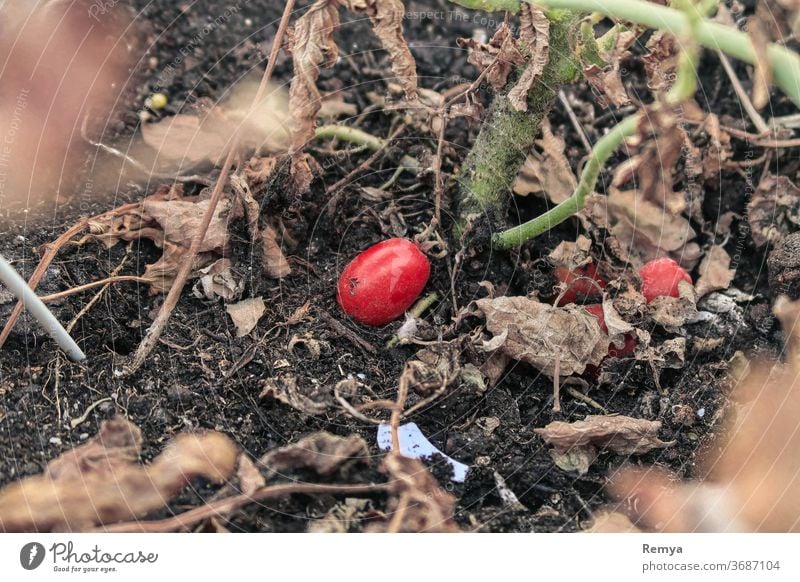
[337,238,430,326]
[584,304,637,358]
[554,263,606,306]
[638,258,692,303]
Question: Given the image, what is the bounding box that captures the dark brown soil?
[0,0,791,532]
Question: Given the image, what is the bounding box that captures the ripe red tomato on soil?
[554,263,606,305]
[638,258,692,303]
[337,238,430,326]
[584,303,637,358]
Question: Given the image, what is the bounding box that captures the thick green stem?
[455,10,581,236]
[492,114,640,249]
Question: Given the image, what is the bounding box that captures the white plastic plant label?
[376,422,469,482]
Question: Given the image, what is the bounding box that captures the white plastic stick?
[0,253,86,362]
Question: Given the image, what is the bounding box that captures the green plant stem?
[534,0,800,106]
[386,292,440,348]
[314,125,420,173]
[314,125,385,150]
[455,10,581,235]
[492,114,640,249]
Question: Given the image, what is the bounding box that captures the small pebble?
[49,437,62,445]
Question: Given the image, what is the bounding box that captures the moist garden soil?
[0,0,791,532]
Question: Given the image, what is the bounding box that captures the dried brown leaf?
[235,454,266,497]
[260,375,332,415]
[457,24,524,91]
[607,188,699,269]
[535,415,674,474]
[262,223,292,278]
[226,297,266,337]
[513,128,577,204]
[476,296,609,377]
[508,5,550,111]
[344,0,417,100]
[0,418,238,532]
[259,431,368,477]
[695,245,734,297]
[289,0,340,154]
[747,174,800,247]
[366,453,461,532]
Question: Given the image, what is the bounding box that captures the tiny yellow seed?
[149,93,168,110]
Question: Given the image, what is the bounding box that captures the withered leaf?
[747,174,800,247]
[476,296,609,376]
[458,23,524,91]
[260,375,332,415]
[508,5,550,111]
[695,245,735,297]
[584,510,642,533]
[226,296,266,337]
[365,453,460,532]
[235,454,266,497]
[0,418,238,532]
[259,431,368,477]
[88,184,243,294]
[344,0,418,101]
[607,188,698,268]
[262,223,291,278]
[535,415,674,474]
[513,128,577,204]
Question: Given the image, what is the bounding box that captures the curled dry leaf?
[365,453,461,532]
[343,0,417,101]
[535,415,674,475]
[288,0,417,186]
[0,417,238,532]
[747,174,800,247]
[548,235,593,272]
[582,25,637,108]
[262,223,292,278]
[226,296,266,337]
[695,245,735,297]
[87,183,243,293]
[642,31,678,93]
[260,375,332,415]
[457,23,524,91]
[647,280,699,331]
[508,5,550,112]
[607,188,700,269]
[259,431,369,477]
[476,296,609,377]
[193,258,244,301]
[513,127,577,204]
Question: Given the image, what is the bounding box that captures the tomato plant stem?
[493,114,640,249]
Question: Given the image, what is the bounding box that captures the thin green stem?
[314,125,385,150]
[314,125,420,173]
[531,0,800,106]
[492,114,640,249]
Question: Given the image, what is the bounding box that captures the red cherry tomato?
[337,238,430,326]
[638,258,692,303]
[584,304,637,358]
[554,263,606,306]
